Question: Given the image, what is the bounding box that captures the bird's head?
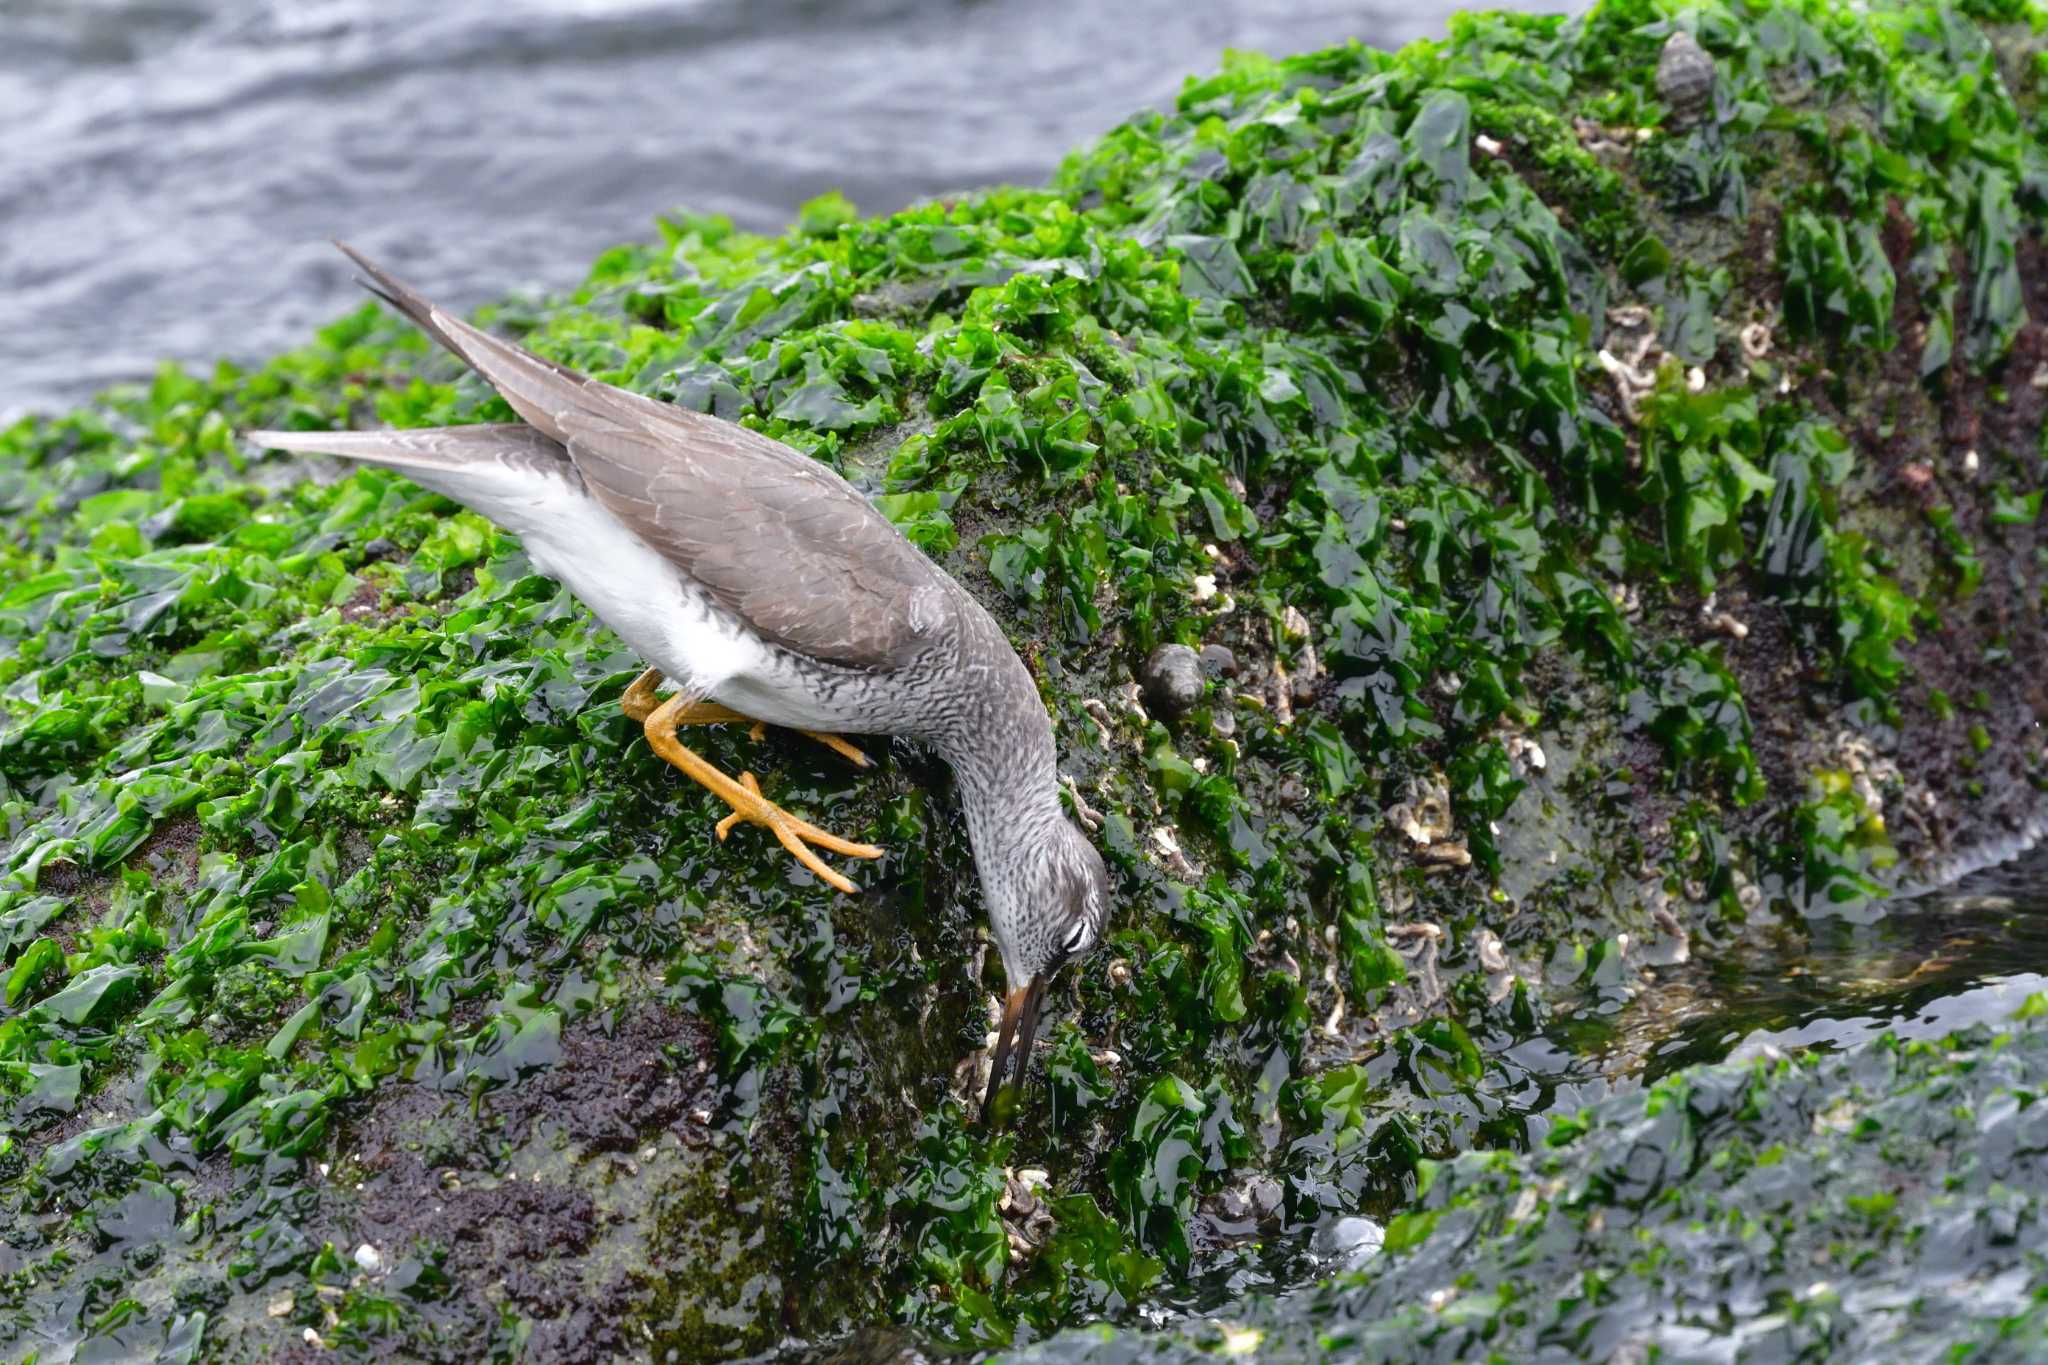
[981,816,1109,1123]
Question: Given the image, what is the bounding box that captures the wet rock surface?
[1196,644,1238,681]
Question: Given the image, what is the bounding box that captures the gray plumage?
[246,242,1107,1119]
[325,246,938,670]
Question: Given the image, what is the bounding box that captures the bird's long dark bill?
[980,975,1047,1127]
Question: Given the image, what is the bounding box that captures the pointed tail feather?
[332,241,584,386]
[330,240,638,447]
[244,422,585,529]
[330,240,473,365]
[243,423,564,472]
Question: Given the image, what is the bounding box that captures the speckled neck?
[929,599,1067,950]
[932,603,1063,811]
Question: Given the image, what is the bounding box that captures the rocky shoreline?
[1,0,2044,1359]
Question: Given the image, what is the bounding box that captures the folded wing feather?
[251,244,954,672]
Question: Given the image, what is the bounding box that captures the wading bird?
[246,243,1107,1120]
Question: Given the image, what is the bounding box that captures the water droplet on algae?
[1312,1214,1386,1270]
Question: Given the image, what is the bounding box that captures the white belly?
[437,468,850,729]
[710,667,849,731]
[518,492,771,701]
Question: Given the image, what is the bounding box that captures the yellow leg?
[641,693,885,895]
[621,667,665,722]
[620,668,870,766]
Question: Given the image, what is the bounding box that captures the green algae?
[1,0,2045,1359]
[1003,999,2048,1363]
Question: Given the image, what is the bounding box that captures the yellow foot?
[712,770,885,894]
[621,667,870,766]
[642,693,885,894]
[620,667,665,722]
[791,727,871,768]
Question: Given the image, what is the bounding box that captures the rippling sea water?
[0,0,1564,421]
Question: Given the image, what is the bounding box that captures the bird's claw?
[714,770,884,894]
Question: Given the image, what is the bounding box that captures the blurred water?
[0,0,1557,421]
[1639,839,2048,1082]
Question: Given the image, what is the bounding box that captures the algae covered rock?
[1005,1001,2048,1362]
[1,0,2045,1359]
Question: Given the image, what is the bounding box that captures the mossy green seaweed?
[1,0,2045,1359]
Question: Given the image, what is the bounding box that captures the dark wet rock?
[33,858,86,895]
[486,1004,716,1153]
[337,577,386,622]
[1204,1172,1284,1230]
[1139,642,1205,716]
[1207,1185,1251,1222]
[316,1086,631,1364]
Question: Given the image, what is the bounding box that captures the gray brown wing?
[561,410,952,670]
[334,241,822,479]
[330,242,949,667]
